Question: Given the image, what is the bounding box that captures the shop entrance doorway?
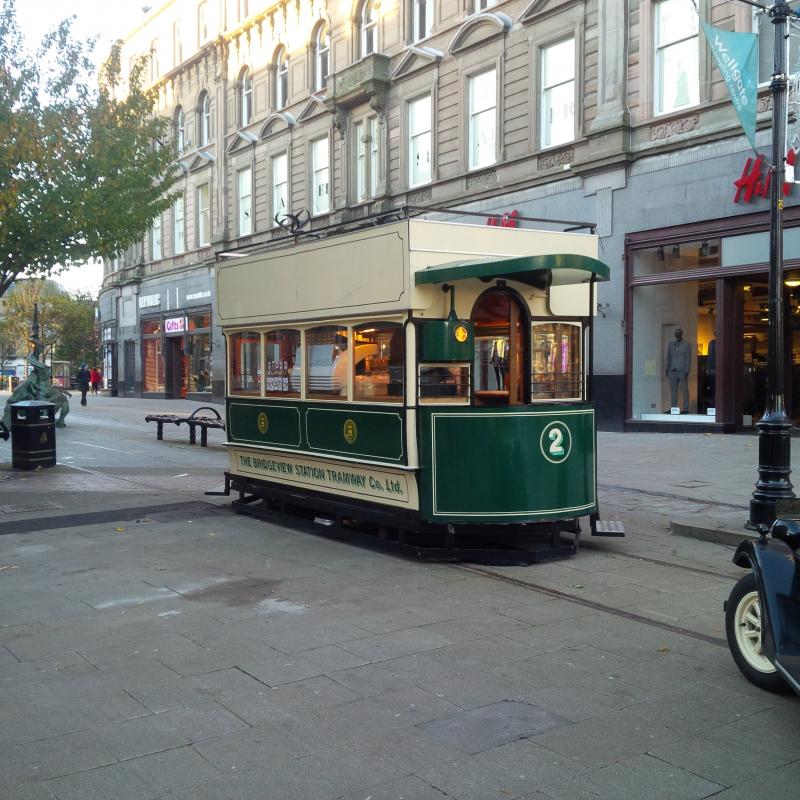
[165,337,187,399]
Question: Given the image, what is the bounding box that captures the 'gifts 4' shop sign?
[164,317,186,333]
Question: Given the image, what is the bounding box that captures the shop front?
[626,207,800,432]
[141,309,213,400]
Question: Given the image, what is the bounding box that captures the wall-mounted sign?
[487,209,519,228]
[138,294,161,308]
[185,290,211,301]
[164,317,186,333]
[734,154,794,203]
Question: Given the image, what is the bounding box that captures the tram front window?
[307,325,349,399]
[353,323,403,402]
[229,331,261,395]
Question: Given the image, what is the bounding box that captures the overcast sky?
[15,1,148,297]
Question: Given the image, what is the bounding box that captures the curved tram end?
[223,472,580,565]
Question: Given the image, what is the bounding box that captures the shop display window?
[633,239,720,279]
[142,319,161,335]
[188,313,211,331]
[306,326,349,399]
[187,332,212,392]
[265,329,301,397]
[229,331,261,395]
[630,279,716,420]
[142,337,164,392]
[531,322,582,400]
[353,323,404,402]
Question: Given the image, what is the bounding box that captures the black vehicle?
[725,510,800,696]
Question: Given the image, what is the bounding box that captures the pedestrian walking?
[90,366,101,394]
[76,363,91,406]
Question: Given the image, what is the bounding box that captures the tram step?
[592,519,626,537]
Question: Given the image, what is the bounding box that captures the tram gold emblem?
[343,419,358,444]
[257,412,268,434]
[454,325,468,343]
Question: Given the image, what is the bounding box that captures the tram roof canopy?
[414,253,610,288]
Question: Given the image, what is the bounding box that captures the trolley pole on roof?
[750,1,796,528]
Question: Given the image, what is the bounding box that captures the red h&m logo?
[733,153,795,203]
[487,209,519,227]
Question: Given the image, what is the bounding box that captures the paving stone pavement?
[0,395,797,799]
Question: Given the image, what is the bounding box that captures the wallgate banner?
[702,23,758,150]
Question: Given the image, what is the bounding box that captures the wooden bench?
[145,406,225,447]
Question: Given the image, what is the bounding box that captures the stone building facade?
[100,0,800,432]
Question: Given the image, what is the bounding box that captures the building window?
[314,23,330,91]
[237,166,252,236]
[265,329,301,396]
[354,322,404,402]
[174,107,185,153]
[541,38,575,149]
[198,92,210,146]
[151,214,162,261]
[240,69,252,127]
[238,0,248,21]
[173,194,185,254]
[468,68,496,170]
[173,21,182,66]
[149,39,159,82]
[361,0,377,56]
[408,94,431,187]
[197,1,208,45]
[412,0,433,42]
[275,48,289,110]
[229,331,261,395]
[311,136,330,215]
[272,152,288,224]
[754,7,799,84]
[654,0,699,116]
[473,0,497,10]
[197,184,210,246]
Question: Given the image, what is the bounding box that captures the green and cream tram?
[216,212,621,558]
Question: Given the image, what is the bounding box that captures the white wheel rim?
[734,590,776,673]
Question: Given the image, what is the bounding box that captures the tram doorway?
[471,288,528,405]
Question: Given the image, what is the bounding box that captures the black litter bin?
[10,400,56,469]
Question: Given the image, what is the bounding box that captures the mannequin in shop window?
[706,331,716,405]
[665,327,691,413]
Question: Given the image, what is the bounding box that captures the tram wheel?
[725,573,790,694]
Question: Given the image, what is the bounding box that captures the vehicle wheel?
[725,573,790,694]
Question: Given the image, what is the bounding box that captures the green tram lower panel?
[226,397,405,464]
[418,404,597,523]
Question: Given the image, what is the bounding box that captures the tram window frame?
[353,322,404,403]
[228,330,262,396]
[530,319,583,401]
[264,329,301,398]
[305,325,350,400]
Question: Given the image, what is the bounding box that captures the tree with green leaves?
[0,0,179,299]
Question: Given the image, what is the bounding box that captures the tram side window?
[531,321,582,400]
[306,325,349,399]
[265,329,301,397]
[229,331,261,396]
[353,323,404,402]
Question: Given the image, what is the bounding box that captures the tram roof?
[414,253,610,288]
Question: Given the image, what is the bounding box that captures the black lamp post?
[749,1,796,528]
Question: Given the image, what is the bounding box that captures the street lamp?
[748,1,797,528]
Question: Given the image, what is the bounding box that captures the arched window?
[314,23,330,91]
[149,39,159,81]
[240,69,252,127]
[274,48,289,110]
[198,92,210,146]
[174,107,185,153]
[361,1,377,57]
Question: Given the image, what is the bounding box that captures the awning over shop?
[414,253,610,289]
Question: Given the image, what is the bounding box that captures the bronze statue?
[0,317,70,439]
